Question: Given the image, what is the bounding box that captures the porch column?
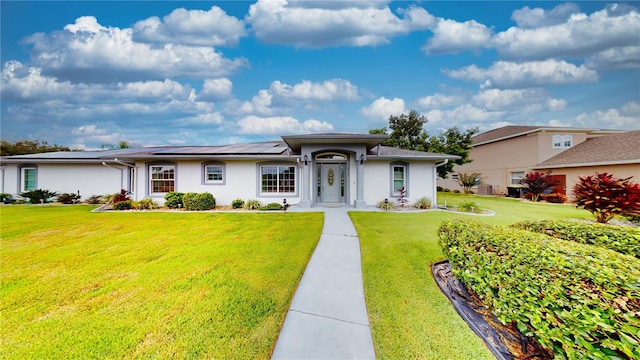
[355,154,366,208]
[300,153,311,208]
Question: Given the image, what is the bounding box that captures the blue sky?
[1,1,639,149]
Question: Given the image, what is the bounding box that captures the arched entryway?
[315,152,348,204]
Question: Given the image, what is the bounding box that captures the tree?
[519,172,556,202]
[101,140,130,149]
[427,127,478,179]
[572,172,640,223]
[369,111,477,179]
[0,140,72,156]
[382,110,429,151]
[456,172,483,194]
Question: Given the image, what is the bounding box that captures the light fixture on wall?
[360,153,365,165]
[303,154,308,166]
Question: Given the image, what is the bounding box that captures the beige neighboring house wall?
[438,126,636,196]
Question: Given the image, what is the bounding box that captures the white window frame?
[20,166,37,192]
[552,134,573,148]
[510,171,525,185]
[203,162,225,185]
[259,164,296,196]
[390,162,409,197]
[149,164,175,195]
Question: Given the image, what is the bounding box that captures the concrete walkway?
[271,206,376,359]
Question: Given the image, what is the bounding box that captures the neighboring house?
[438,126,638,196]
[0,133,458,208]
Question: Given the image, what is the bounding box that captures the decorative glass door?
[319,163,345,203]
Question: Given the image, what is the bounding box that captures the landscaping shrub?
[57,192,82,204]
[376,199,395,210]
[259,202,282,211]
[542,193,566,203]
[86,195,104,204]
[182,192,215,211]
[105,189,130,205]
[0,193,12,203]
[457,200,479,213]
[513,219,640,259]
[231,198,244,209]
[113,200,133,210]
[243,200,261,210]
[519,172,556,202]
[164,192,184,209]
[133,198,159,210]
[572,172,640,223]
[438,219,640,359]
[414,196,431,209]
[20,189,58,204]
[456,172,483,194]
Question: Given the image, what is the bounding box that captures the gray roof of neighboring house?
[471,125,621,146]
[534,130,640,169]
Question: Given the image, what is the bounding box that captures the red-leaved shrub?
[572,172,640,223]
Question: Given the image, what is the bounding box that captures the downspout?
[434,159,449,208]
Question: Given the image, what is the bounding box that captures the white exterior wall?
[363,160,437,206]
[2,163,124,200]
[137,160,303,206]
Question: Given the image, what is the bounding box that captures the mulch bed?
[432,261,552,360]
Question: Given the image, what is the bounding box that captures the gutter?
[435,159,449,167]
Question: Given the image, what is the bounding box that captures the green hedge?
[182,192,216,211]
[513,220,640,259]
[438,219,640,359]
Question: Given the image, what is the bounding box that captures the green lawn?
[350,193,593,359]
[0,205,323,359]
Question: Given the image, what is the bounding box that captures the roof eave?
[533,159,640,169]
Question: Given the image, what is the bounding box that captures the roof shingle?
[535,130,640,168]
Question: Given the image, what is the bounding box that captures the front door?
[320,163,341,203]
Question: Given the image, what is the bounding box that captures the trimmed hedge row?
[182,192,216,211]
[513,220,640,259]
[438,219,640,359]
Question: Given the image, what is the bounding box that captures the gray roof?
[534,130,640,168]
[472,125,621,146]
[1,134,458,163]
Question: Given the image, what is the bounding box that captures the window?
[260,165,296,194]
[510,171,525,185]
[20,166,37,192]
[150,165,175,194]
[203,162,225,185]
[129,168,136,194]
[552,134,573,148]
[390,162,409,196]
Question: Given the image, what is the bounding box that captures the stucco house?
[1,133,458,208]
[438,126,639,196]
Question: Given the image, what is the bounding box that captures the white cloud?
[511,3,580,29]
[237,115,334,134]
[493,4,640,59]
[176,112,224,125]
[246,0,434,47]
[25,16,248,82]
[472,88,566,111]
[238,90,275,115]
[270,79,359,102]
[422,19,492,54]
[199,78,234,101]
[585,46,640,70]
[425,104,504,125]
[132,6,247,47]
[360,97,406,121]
[417,93,465,108]
[575,101,640,129]
[444,59,598,88]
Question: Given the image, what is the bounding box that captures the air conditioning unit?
[477,184,493,195]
